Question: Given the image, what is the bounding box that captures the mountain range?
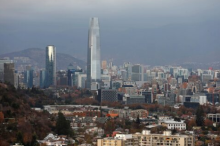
[0,48,86,71]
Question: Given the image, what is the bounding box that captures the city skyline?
[0,0,220,65]
[1,1,220,145]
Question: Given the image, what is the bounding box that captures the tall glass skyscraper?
[40,69,46,88]
[87,17,101,89]
[24,69,34,88]
[45,45,56,87]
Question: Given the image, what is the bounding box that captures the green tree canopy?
[56,112,72,136]
[196,105,204,126]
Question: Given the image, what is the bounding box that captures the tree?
[172,128,177,135]
[133,114,141,129]
[56,112,72,136]
[186,119,196,130]
[23,132,32,144]
[0,112,4,123]
[16,132,23,144]
[174,117,181,122]
[204,119,213,127]
[136,115,140,125]
[196,106,204,126]
[31,134,38,146]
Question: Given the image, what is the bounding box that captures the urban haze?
[1,0,220,146]
[0,0,220,65]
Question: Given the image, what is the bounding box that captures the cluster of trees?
[95,115,145,137]
[56,112,74,136]
[185,105,220,137]
[0,83,54,146]
[74,97,99,105]
[0,112,4,123]
[196,106,205,127]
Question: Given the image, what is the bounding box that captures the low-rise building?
[157,95,175,106]
[158,116,171,121]
[160,120,186,130]
[207,113,220,123]
[130,109,148,119]
[133,130,194,146]
[97,138,124,146]
[85,127,104,136]
[109,107,148,119]
[124,95,145,105]
[37,133,70,146]
[97,134,136,146]
[71,117,108,128]
[98,130,194,146]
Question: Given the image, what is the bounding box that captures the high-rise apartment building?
[131,64,143,81]
[102,60,107,69]
[4,63,15,85]
[0,59,13,82]
[77,74,87,88]
[45,46,56,88]
[123,62,132,81]
[57,70,68,86]
[87,17,101,89]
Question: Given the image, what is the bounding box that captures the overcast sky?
[0,0,220,65]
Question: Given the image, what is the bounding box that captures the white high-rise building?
[87,17,101,89]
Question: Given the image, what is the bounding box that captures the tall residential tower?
[87,17,101,89]
[45,45,56,87]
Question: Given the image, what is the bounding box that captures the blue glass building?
[45,46,56,87]
[24,69,34,88]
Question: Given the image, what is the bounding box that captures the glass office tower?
[24,69,34,88]
[40,69,46,88]
[87,17,101,89]
[45,45,56,87]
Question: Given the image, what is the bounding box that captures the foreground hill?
[0,83,55,145]
[0,48,86,70]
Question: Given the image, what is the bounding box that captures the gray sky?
[0,0,220,65]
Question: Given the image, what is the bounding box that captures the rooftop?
[162,120,185,124]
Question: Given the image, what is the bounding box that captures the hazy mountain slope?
[0,48,86,70]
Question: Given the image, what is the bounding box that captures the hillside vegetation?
[0,83,54,146]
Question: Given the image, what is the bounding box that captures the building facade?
[133,130,194,146]
[45,46,56,87]
[40,69,46,88]
[208,113,220,123]
[87,17,101,89]
[101,89,118,102]
[98,130,194,146]
[0,59,13,82]
[102,60,107,69]
[161,120,186,130]
[4,63,15,85]
[24,69,34,88]
[131,64,143,81]
[97,134,136,146]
